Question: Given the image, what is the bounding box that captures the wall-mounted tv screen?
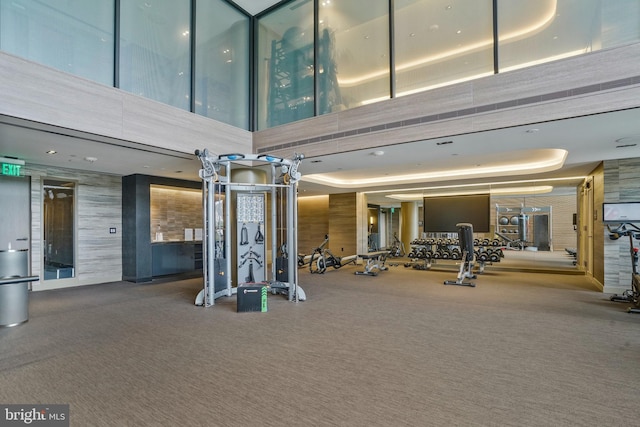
[602,202,640,223]
[423,194,490,233]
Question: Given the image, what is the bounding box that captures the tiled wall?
[28,164,122,291]
[150,186,203,242]
[603,158,640,292]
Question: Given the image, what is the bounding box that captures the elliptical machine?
[608,223,640,314]
[309,235,357,274]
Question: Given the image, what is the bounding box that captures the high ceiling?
[2,107,640,207]
[1,0,639,207]
[232,0,283,15]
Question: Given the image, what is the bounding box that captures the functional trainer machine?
[194,149,306,307]
[444,223,476,287]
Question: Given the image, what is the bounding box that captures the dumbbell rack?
[405,237,504,272]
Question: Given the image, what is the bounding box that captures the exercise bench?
[355,251,390,276]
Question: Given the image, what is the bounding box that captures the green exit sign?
[1,163,21,177]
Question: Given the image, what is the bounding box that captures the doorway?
[43,179,75,280]
[0,175,31,252]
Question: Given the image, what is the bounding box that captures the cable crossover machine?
[194,149,306,307]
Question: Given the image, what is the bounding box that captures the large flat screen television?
[423,194,490,233]
[602,202,640,223]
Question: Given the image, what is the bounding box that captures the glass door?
[43,179,75,280]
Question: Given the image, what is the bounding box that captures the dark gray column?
[122,174,152,283]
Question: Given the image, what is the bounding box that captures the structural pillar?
[401,201,419,254]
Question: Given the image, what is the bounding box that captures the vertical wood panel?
[298,196,329,255]
[328,193,357,257]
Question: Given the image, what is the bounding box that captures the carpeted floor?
[1,264,639,426]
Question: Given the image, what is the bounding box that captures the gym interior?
[1,1,640,425]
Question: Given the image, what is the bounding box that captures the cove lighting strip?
[303,149,567,188]
[386,185,554,201]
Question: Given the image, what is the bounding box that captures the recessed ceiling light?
[371,150,385,156]
[84,156,98,163]
[46,150,57,154]
[456,30,462,34]
[526,128,540,133]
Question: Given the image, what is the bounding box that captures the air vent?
[436,140,453,146]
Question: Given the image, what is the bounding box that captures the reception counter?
[151,241,203,277]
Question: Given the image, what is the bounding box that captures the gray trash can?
[0,249,30,327]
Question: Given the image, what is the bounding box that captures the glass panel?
[0,0,114,86]
[195,0,249,129]
[119,0,191,110]
[498,0,640,73]
[318,0,390,111]
[43,180,75,280]
[394,0,494,97]
[256,0,314,130]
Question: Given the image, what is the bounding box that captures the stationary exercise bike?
[388,233,405,257]
[309,235,356,274]
[608,223,640,313]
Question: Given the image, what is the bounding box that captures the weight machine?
[607,222,640,314]
[194,149,306,307]
[444,223,476,287]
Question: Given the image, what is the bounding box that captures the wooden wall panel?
[0,51,252,157]
[298,196,329,256]
[592,163,605,287]
[328,193,358,257]
[254,43,640,160]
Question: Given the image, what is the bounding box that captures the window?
[394,0,494,97]
[498,0,640,72]
[0,0,114,86]
[119,0,191,109]
[257,0,315,129]
[195,0,249,129]
[318,0,390,111]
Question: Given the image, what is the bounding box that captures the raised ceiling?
[232,0,283,15]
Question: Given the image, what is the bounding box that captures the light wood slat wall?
[27,165,122,291]
[0,51,252,156]
[254,43,640,159]
[590,163,605,287]
[328,193,358,257]
[298,196,329,255]
[602,158,640,293]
